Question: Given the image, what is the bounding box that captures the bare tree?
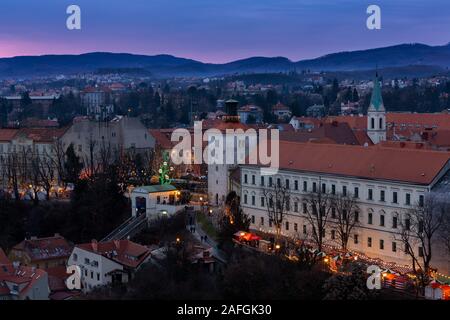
[30,153,42,205]
[304,182,333,253]
[332,192,360,252]
[2,153,20,200]
[37,151,57,200]
[396,194,446,293]
[262,178,290,243]
[440,201,450,258]
[52,139,68,191]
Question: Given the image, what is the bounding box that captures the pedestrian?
[200,235,204,242]
[204,235,208,243]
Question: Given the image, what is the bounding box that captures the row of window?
[72,254,99,268]
[244,195,419,231]
[84,268,101,281]
[243,174,424,206]
[249,215,424,256]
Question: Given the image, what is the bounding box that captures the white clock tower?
[367,74,386,144]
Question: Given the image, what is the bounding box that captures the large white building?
[240,141,450,274]
[61,115,155,162]
[207,100,255,206]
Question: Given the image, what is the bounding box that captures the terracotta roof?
[12,235,72,262]
[202,119,250,131]
[428,130,450,149]
[0,129,19,141]
[250,141,450,185]
[280,122,360,145]
[0,264,47,298]
[47,266,69,292]
[0,248,10,265]
[76,240,151,269]
[351,131,371,146]
[272,102,289,111]
[148,129,174,150]
[15,127,68,143]
[329,113,450,131]
[387,112,450,129]
[327,115,367,130]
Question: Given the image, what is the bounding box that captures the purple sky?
[1,0,449,63]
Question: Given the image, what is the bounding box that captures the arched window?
[379,117,383,129]
[371,117,375,129]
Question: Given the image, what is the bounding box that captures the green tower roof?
[369,75,385,112]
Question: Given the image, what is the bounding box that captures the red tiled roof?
[272,102,289,111]
[280,122,360,145]
[202,119,250,131]
[148,129,174,150]
[387,112,450,129]
[12,235,72,262]
[328,112,450,132]
[251,141,450,185]
[327,115,367,130]
[0,264,47,298]
[353,131,373,146]
[15,127,68,143]
[76,240,151,269]
[0,248,10,265]
[47,266,69,292]
[0,129,19,141]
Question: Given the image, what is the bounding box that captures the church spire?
[368,73,385,112]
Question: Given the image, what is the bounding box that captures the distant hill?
[0,43,449,78]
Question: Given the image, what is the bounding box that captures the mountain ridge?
[1,43,449,78]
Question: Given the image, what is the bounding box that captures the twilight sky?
[0,0,449,63]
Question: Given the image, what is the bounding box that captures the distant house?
[3,94,60,117]
[0,249,50,300]
[272,102,291,122]
[80,86,113,119]
[289,116,320,130]
[8,234,72,269]
[67,240,151,293]
[238,105,263,124]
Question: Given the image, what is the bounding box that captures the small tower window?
[371,118,375,129]
[379,117,383,129]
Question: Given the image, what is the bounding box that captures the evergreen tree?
[64,144,83,184]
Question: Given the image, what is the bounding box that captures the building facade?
[67,240,151,293]
[240,141,450,274]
